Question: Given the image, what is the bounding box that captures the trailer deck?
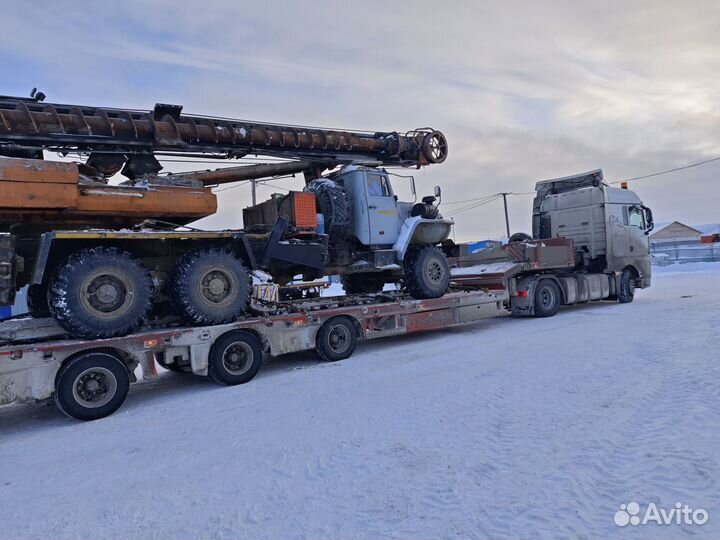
[0,289,507,419]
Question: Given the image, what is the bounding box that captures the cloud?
[2,0,719,239]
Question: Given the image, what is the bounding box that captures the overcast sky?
[2,1,719,240]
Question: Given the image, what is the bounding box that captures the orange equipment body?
[0,157,217,230]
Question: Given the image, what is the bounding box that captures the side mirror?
[643,205,654,233]
[434,185,441,198]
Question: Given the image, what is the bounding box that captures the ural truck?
[0,93,451,340]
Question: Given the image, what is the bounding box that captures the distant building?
[650,221,702,244]
[650,221,719,264]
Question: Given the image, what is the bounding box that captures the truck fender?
[510,274,568,316]
[392,216,453,261]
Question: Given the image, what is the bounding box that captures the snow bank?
[1,270,718,539]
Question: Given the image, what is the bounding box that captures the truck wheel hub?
[96,283,119,304]
[540,288,555,306]
[81,271,133,317]
[222,343,252,374]
[200,270,232,303]
[328,325,350,352]
[426,261,444,282]
[72,367,117,407]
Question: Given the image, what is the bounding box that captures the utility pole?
[251,179,257,205]
[501,192,511,238]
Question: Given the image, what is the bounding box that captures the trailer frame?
[0,289,507,420]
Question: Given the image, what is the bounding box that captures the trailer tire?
[48,247,153,339]
[208,331,263,386]
[315,317,357,362]
[341,274,385,295]
[618,268,635,303]
[533,279,560,317]
[170,247,252,325]
[403,244,450,299]
[54,351,130,421]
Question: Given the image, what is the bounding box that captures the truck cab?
[330,165,452,249]
[340,166,403,246]
[533,169,653,288]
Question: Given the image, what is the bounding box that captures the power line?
[444,153,720,209]
[446,195,502,218]
[212,174,298,193]
[212,179,253,193]
[443,194,502,206]
[450,196,501,216]
[258,181,291,192]
[611,155,720,184]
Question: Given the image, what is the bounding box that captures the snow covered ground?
[1,263,719,539]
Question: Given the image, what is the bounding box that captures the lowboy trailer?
[0,289,507,420]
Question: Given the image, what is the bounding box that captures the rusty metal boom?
[0,95,448,179]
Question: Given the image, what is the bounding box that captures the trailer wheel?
[48,247,153,339]
[208,331,263,386]
[170,247,252,325]
[341,274,385,295]
[533,279,560,317]
[618,268,635,303]
[54,351,130,421]
[315,317,358,362]
[403,244,450,299]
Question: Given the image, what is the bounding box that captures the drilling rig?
[0,93,451,339]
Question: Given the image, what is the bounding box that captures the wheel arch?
[623,264,640,278]
[216,328,267,353]
[56,347,135,385]
[392,217,453,260]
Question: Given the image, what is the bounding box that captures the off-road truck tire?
[170,247,252,325]
[27,283,50,318]
[341,274,385,295]
[305,180,351,241]
[48,247,153,339]
[403,244,450,299]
